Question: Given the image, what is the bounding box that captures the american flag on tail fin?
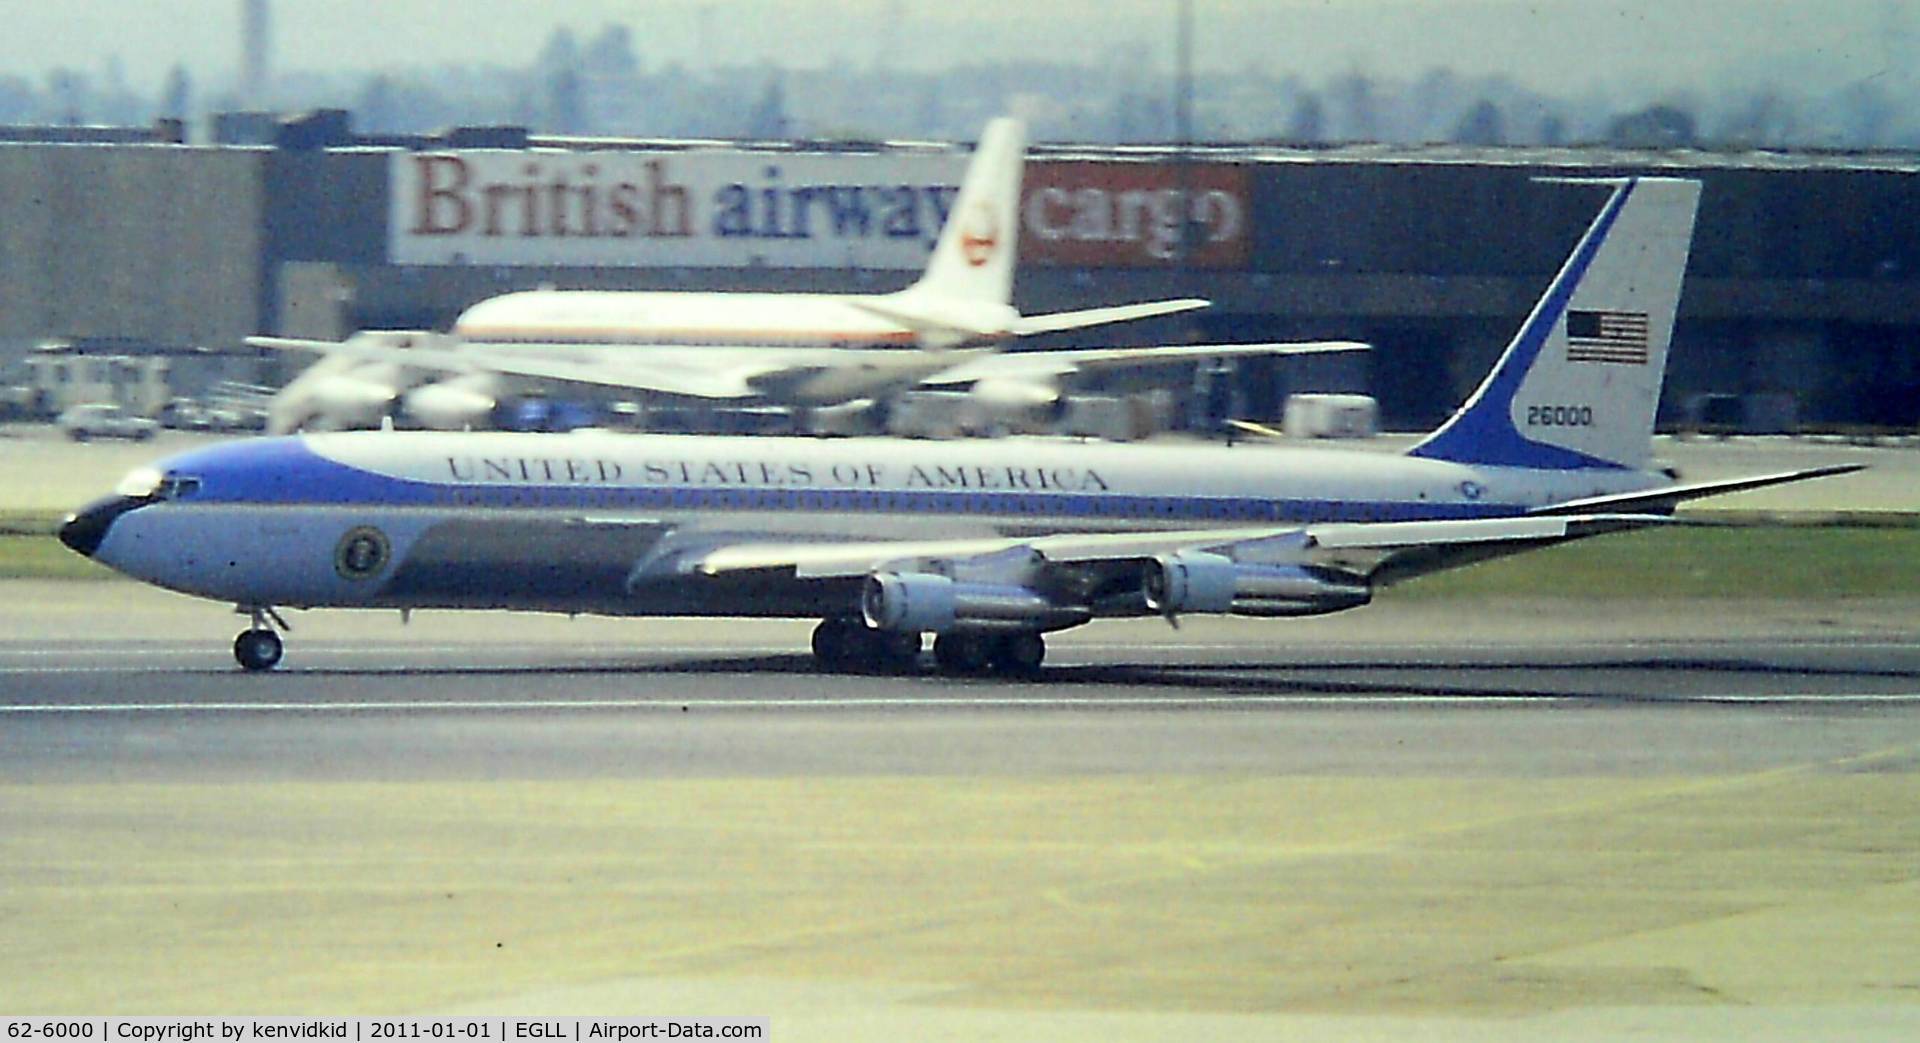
[1565,310,1650,364]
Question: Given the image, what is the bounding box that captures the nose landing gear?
[233,605,291,672]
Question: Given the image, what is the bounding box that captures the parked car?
[158,397,215,431]
[209,403,269,432]
[2,385,51,422]
[57,403,159,442]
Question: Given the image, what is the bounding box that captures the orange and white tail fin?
[907,117,1025,307]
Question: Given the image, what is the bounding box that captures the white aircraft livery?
[62,177,1857,674]
[440,118,1192,350]
[255,117,1319,434]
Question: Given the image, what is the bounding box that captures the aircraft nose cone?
[57,512,103,558]
[58,496,136,558]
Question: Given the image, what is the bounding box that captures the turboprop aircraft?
[62,177,1858,675]
[254,118,1346,434]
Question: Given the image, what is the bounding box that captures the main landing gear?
[809,619,1046,677]
[933,631,1045,676]
[233,605,291,672]
[810,617,922,674]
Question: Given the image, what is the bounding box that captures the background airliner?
[62,177,1857,675]
[257,118,1352,433]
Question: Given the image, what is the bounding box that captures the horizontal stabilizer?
[1304,513,1667,551]
[1341,514,1671,587]
[1010,298,1210,336]
[1531,464,1866,516]
[925,340,1367,385]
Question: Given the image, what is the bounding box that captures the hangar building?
[1,112,1915,429]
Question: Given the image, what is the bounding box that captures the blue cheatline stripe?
[1408,180,1637,471]
[166,438,1524,525]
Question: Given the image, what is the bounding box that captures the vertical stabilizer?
[905,117,1026,306]
[1408,177,1701,471]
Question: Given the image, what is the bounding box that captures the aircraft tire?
[991,632,1046,676]
[234,629,284,672]
[932,632,992,675]
[811,618,859,669]
[873,630,923,673]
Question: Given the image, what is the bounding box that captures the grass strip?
[5,524,1920,596]
[0,511,60,536]
[1401,526,1920,599]
[0,535,119,580]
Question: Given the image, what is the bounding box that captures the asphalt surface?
[7,601,1920,784]
[4,582,1920,1039]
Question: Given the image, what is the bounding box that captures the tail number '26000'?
[1525,404,1594,427]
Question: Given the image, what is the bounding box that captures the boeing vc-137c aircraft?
[257,118,1352,433]
[63,177,1857,674]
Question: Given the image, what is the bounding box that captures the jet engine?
[862,571,1090,633]
[268,360,408,434]
[403,373,502,431]
[308,375,400,420]
[961,376,1067,432]
[1143,551,1371,618]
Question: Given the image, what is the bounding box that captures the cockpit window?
[111,468,201,501]
[114,467,163,498]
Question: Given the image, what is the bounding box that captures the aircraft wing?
[253,335,800,401]
[424,346,785,400]
[678,525,1291,579]
[1009,299,1211,336]
[509,450,1859,602]
[671,458,1862,587]
[920,340,1368,386]
[669,514,1667,582]
[254,331,1347,406]
[252,334,465,367]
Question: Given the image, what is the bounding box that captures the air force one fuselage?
[63,178,1860,674]
[65,428,1655,615]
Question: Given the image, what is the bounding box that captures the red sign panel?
[1020,161,1251,269]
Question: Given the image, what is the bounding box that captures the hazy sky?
[3,1,1907,95]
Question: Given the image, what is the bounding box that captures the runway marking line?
[4,693,1920,715]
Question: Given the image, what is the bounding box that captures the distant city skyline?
[3,0,1909,99]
